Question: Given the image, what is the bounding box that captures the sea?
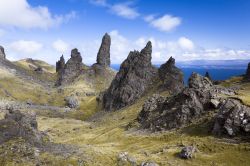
[110,64,246,84]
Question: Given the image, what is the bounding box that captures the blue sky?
[0,0,249,64]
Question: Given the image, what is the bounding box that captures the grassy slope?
[37,85,250,166]
[13,59,57,82]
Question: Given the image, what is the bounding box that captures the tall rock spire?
[56,55,65,73]
[0,45,6,59]
[96,33,111,67]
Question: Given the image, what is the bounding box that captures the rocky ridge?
[102,42,184,111]
[138,72,250,136]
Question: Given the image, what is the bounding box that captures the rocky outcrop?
[0,109,44,145]
[205,71,212,81]
[158,57,184,94]
[57,48,83,85]
[56,55,65,73]
[34,66,43,74]
[64,96,79,108]
[138,73,218,131]
[189,72,213,89]
[213,98,250,136]
[0,45,6,59]
[117,152,137,166]
[96,33,111,67]
[179,146,197,159]
[103,41,157,111]
[244,62,250,80]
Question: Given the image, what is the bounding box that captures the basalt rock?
[205,71,212,81]
[158,56,184,94]
[244,62,250,80]
[103,41,157,111]
[138,73,218,131]
[212,98,250,136]
[179,146,197,159]
[96,33,111,67]
[56,55,65,73]
[189,72,213,89]
[0,45,6,59]
[57,48,83,85]
[0,109,44,146]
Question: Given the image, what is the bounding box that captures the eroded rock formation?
[138,73,218,131]
[0,109,44,145]
[103,41,157,111]
[56,55,65,73]
[0,45,6,59]
[96,33,111,67]
[158,57,184,93]
[56,49,83,85]
[213,98,250,136]
[244,62,250,80]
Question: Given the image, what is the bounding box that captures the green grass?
[37,91,250,165]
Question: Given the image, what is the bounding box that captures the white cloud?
[0,28,5,37]
[52,39,69,54]
[10,40,43,55]
[178,37,195,50]
[90,0,108,7]
[110,3,140,19]
[90,0,139,19]
[147,15,181,32]
[0,0,75,29]
[144,14,155,22]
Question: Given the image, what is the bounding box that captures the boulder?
[179,146,197,159]
[96,33,111,67]
[0,109,44,145]
[158,56,184,94]
[117,152,137,166]
[0,45,6,59]
[64,96,79,108]
[212,98,250,136]
[103,41,157,111]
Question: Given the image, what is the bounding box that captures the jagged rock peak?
[158,56,184,93]
[188,72,213,89]
[56,55,65,73]
[205,71,212,81]
[0,45,6,59]
[102,41,157,111]
[96,33,111,67]
[71,48,82,61]
[140,41,152,57]
[245,62,250,80]
[56,48,83,85]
